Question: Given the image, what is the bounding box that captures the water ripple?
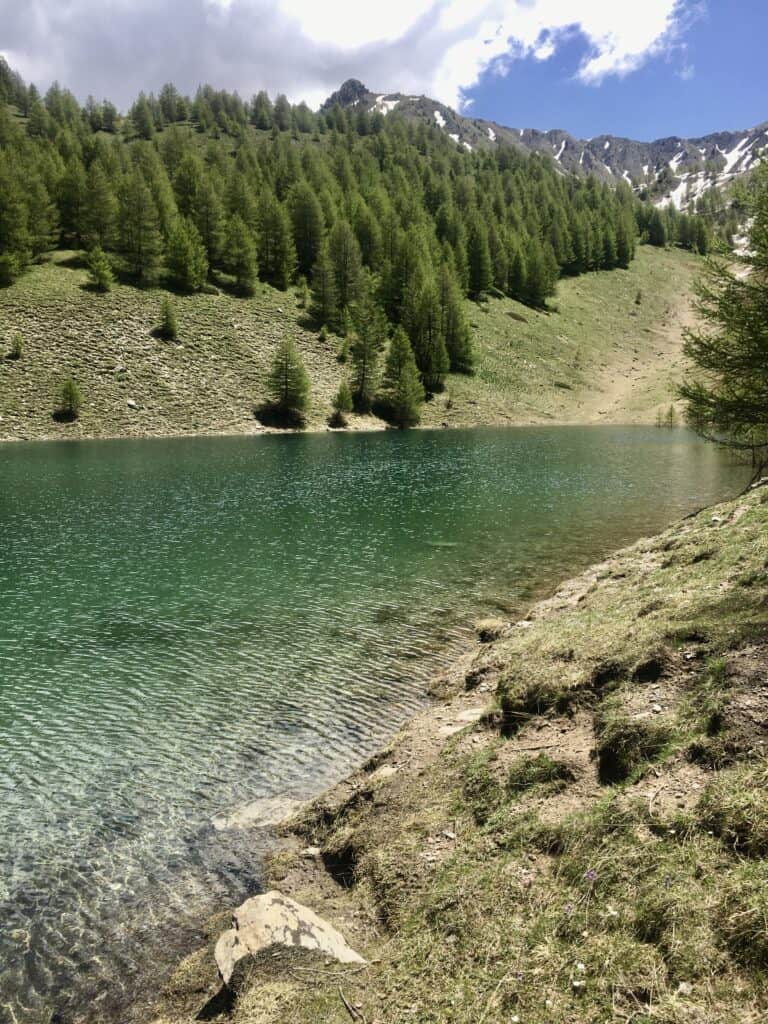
[0,427,747,1023]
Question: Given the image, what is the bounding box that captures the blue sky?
[2,1,766,142]
[465,3,768,140]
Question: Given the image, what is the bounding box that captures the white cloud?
[0,0,700,112]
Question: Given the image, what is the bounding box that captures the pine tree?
[57,376,82,420]
[265,337,310,423]
[82,162,118,250]
[330,379,353,427]
[58,159,87,246]
[166,217,208,292]
[329,219,363,320]
[350,288,388,412]
[438,262,474,374]
[26,176,58,257]
[404,272,450,393]
[251,90,273,130]
[173,152,204,217]
[679,165,768,467]
[523,237,558,308]
[224,215,258,295]
[193,178,226,267]
[466,214,493,297]
[118,172,163,282]
[380,327,425,428]
[86,246,114,292]
[157,296,178,340]
[648,208,668,248]
[289,182,325,278]
[258,193,296,290]
[131,93,155,140]
[310,239,338,327]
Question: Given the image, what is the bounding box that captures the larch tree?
[224,215,258,295]
[258,193,296,290]
[167,217,208,291]
[350,288,388,412]
[329,219,363,322]
[380,327,425,428]
[266,337,310,423]
[679,165,768,472]
[310,238,338,327]
[118,171,163,283]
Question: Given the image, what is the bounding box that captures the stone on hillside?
[215,891,365,985]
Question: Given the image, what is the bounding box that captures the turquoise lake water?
[0,427,748,1022]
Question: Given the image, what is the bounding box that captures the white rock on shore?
[215,891,365,985]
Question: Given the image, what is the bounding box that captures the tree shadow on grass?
[51,409,79,423]
[254,403,306,429]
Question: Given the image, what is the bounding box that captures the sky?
[1,1,766,141]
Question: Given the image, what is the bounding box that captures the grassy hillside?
[0,246,699,442]
[152,481,768,1024]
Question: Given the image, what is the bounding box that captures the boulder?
[215,891,365,985]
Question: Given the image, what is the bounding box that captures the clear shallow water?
[0,427,747,1023]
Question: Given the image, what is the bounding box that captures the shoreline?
[148,480,768,1024]
[0,416,690,448]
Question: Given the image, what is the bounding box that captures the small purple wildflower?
[564,902,574,916]
[584,869,598,884]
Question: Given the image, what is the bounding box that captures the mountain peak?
[321,79,372,111]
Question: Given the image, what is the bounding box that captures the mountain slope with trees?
[0,60,711,439]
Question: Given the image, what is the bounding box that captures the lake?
[0,426,748,1022]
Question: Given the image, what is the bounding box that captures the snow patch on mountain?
[372,95,399,115]
[433,109,445,128]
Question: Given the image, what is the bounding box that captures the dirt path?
[572,289,695,425]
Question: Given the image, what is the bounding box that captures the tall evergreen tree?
[438,261,473,374]
[329,219,363,319]
[380,326,425,428]
[679,166,768,467]
[310,238,338,326]
[265,337,310,422]
[192,178,226,266]
[118,171,163,282]
[82,162,118,250]
[404,272,450,393]
[224,215,258,295]
[466,214,493,297]
[350,287,388,411]
[166,217,208,291]
[289,182,325,278]
[258,193,296,290]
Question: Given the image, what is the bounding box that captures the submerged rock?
[211,796,303,831]
[215,891,365,985]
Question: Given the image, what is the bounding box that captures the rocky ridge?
[324,79,768,210]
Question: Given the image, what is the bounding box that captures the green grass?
[0,246,700,441]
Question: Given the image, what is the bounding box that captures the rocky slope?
[325,79,768,210]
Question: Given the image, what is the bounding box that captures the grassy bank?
[0,246,698,442]
[151,481,768,1024]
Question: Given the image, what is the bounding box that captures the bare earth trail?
[570,289,694,425]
